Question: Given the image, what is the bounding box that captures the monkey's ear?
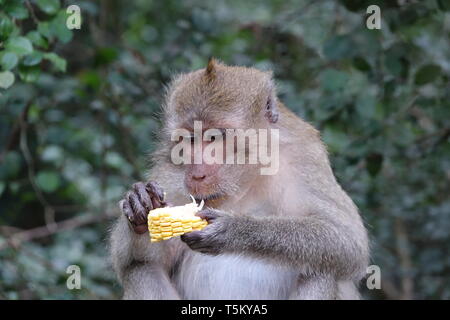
[265,83,279,124]
[205,57,217,83]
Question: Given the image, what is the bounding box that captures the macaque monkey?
[109,59,369,299]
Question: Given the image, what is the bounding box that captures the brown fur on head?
[160,59,280,204]
[205,57,217,83]
[163,58,278,133]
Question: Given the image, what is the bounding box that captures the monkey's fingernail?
[134,224,148,234]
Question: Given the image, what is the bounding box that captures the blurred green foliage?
[0,0,449,299]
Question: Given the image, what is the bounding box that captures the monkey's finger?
[119,199,134,223]
[181,232,219,255]
[147,181,168,208]
[180,231,203,247]
[121,198,147,234]
[133,224,148,234]
[126,191,147,225]
[150,196,162,210]
[146,181,165,202]
[133,182,153,212]
[196,209,220,222]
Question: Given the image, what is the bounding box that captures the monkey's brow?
[183,128,228,134]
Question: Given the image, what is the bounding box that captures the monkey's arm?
[181,205,369,281]
[110,214,181,299]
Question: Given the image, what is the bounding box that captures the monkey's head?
[161,59,279,205]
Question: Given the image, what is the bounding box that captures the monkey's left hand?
[180,208,234,255]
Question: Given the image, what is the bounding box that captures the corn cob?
[148,196,207,242]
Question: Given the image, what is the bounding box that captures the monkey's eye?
[185,135,195,144]
[175,134,194,144]
[209,129,226,142]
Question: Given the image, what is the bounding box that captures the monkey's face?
[163,59,278,205]
[172,123,262,205]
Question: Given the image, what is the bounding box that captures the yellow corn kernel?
[161,232,173,237]
[148,196,208,242]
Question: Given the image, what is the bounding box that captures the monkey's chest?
[174,253,298,299]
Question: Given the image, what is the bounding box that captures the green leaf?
[323,35,354,61]
[18,65,40,83]
[356,93,376,119]
[37,22,52,40]
[27,31,49,49]
[1,52,19,70]
[0,71,15,89]
[43,53,67,72]
[6,4,29,19]
[23,52,44,66]
[50,11,73,43]
[79,71,101,89]
[385,55,409,78]
[36,0,61,15]
[0,14,14,40]
[94,48,119,66]
[322,125,350,153]
[414,64,442,85]
[0,151,21,179]
[320,69,350,92]
[6,37,34,56]
[36,171,60,193]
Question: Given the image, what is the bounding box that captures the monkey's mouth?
[193,193,224,203]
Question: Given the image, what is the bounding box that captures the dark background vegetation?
[0,0,449,299]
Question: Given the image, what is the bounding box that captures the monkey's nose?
[192,174,206,181]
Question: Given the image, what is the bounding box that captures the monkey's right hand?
[119,181,166,234]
